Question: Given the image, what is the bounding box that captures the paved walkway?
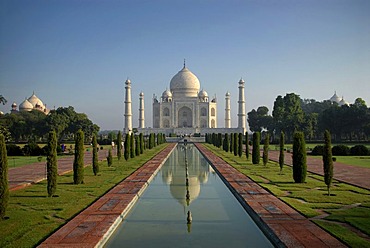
[268,150,370,190]
[38,144,176,248]
[9,149,114,191]
[197,144,346,248]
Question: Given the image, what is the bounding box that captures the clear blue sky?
[1,0,369,130]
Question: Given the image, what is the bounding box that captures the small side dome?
[19,99,34,111]
[162,89,172,98]
[11,102,17,108]
[339,97,349,106]
[139,91,144,97]
[198,89,208,98]
[225,91,230,97]
[239,78,245,84]
[125,79,131,85]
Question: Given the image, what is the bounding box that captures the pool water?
[106,144,273,247]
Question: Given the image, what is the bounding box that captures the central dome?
[170,66,200,97]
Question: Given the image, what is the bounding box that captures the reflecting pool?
[106,144,274,247]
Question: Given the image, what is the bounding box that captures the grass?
[205,144,370,248]
[0,144,168,248]
[334,156,370,169]
[7,155,73,168]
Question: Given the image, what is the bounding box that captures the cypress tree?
[245,132,249,160]
[218,133,222,148]
[157,133,160,145]
[233,133,238,156]
[139,133,144,154]
[0,134,9,219]
[238,133,243,157]
[279,131,285,173]
[323,130,333,196]
[92,134,99,175]
[117,131,122,160]
[130,133,135,158]
[107,148,113,166]
[224,133,229,152]
[230,133,233,153]
[163,133,166,143]
[124,133,130,161]
[135,136,140,156]
[263,133,269,166]
[47,131,58,196]
[252,132,260,164]
[292,132,307,183]
[73,130,84,184]
[153,133,156,147]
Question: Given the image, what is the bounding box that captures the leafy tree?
[117,131,122,160]
[238,133,243,157]
[73,130,84,184]
[0,134,9,219]
[130,133,135,158]
[107,148,113,166]
[92,134,99,175]
[0,95,7,105]
[252,132,260,164]
[124,133,130,160]
[292,132,307,183]
[247,106,273,133]
[279,131,285,172]
[245,132,249,160]
[262,133,269,166]
[323,130,333,196]
[47,131,58,197]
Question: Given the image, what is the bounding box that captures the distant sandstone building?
[123,62,247,135]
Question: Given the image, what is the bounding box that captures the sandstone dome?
[198,89,208,98]
[162,89,172,98]
[170,66,200,98]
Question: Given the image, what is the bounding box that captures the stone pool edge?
[38,143,177,248]
[195,143,346,248]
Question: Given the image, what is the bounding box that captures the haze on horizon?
[1,0,369,131]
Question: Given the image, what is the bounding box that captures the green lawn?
[334,156,370,169]
[0,144,168,248]
[7,155,73,168]
[205,144,370,248]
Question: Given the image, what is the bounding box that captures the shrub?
[323,130,333,196]
[292,132,307,183]
[47,131,58,197]
[279,131,285,172]
[350,145,369,156]
[311,145,324,156]
[6,144,22,156]
[263,133,269,166]
[22,143,43,156]
[73,130,84,184]
[92,134,99,175]
[252,132,260,164]
[0,134,9,219]
[107,148,112,167]
[332,145,350,156]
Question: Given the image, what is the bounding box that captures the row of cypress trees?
[205,129,334,193]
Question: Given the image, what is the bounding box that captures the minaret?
[225,92,231,128]
[237,78,246,131]
[139,91,145,128]
[124,79,132,134]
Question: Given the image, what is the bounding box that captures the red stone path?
[38,144,176,248]
[196,143,346,248]
[9,149,114,191]
[268,150,370,190]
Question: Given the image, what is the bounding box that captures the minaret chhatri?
[124,79,132,134]
[225,92,231,128]
[237,78,246,131]
[139,91,145,128]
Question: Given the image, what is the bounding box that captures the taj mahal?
[123,62,247,135]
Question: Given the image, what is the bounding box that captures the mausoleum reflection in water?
[106,143,273,248]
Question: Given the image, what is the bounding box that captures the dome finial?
[183,58,186,68]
